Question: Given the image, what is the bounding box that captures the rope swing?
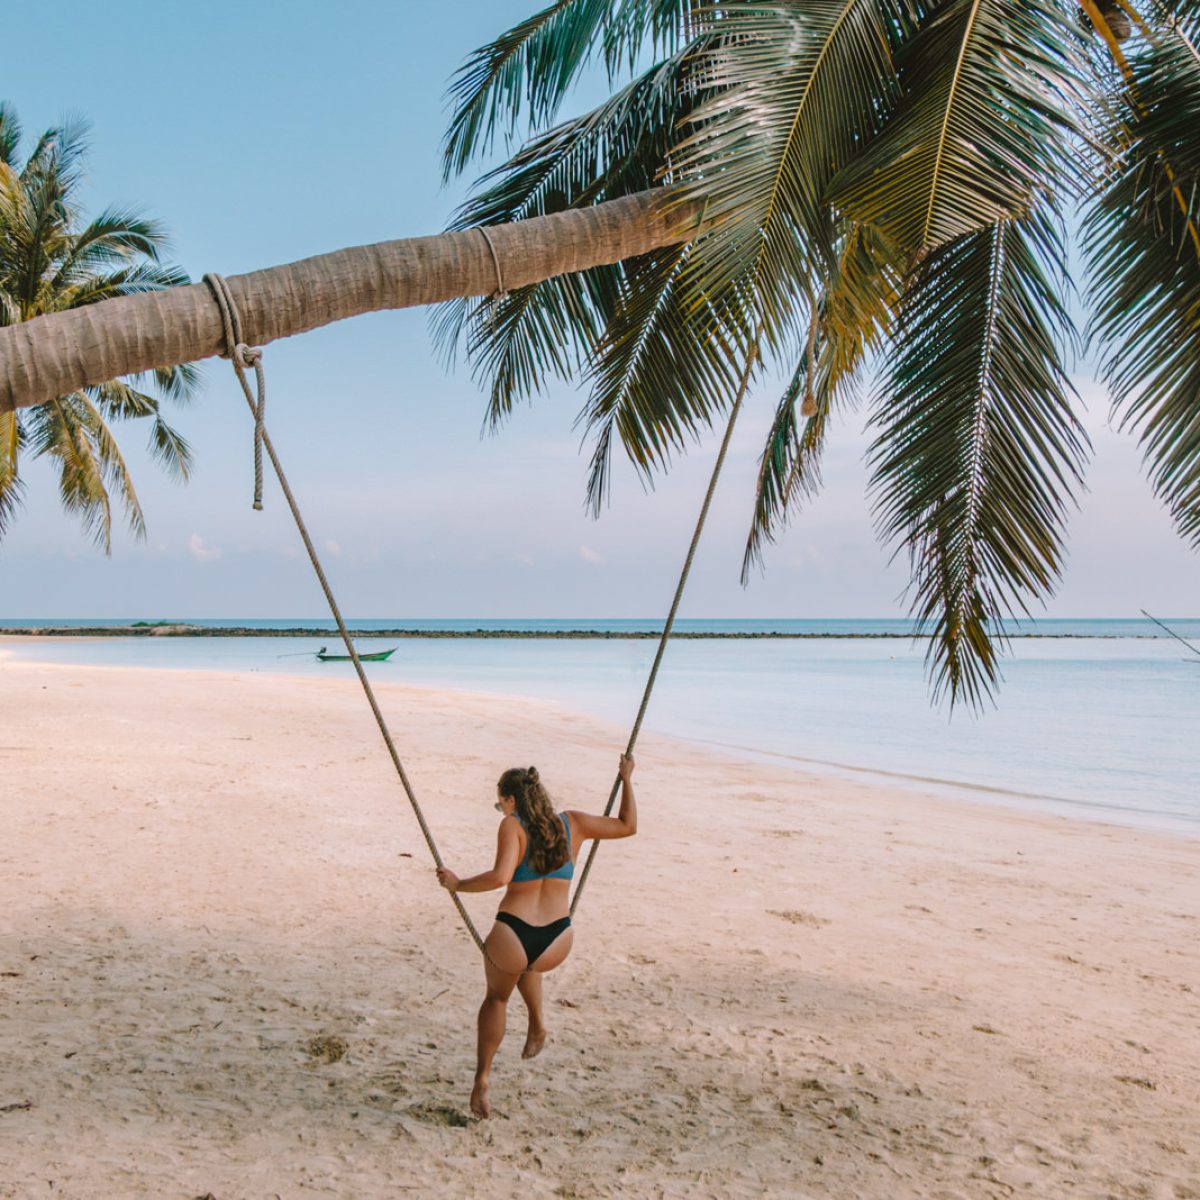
[202,270,759,953]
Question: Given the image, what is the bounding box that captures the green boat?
[316,645,397,663]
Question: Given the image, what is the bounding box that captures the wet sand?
[1,656,1197,1198]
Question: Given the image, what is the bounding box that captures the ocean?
[3,618,1198,835]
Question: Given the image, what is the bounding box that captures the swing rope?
[204,272,486,953]
[569,331,760,915]
[202,270,759,949]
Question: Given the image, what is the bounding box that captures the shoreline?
[2,657,1196,1197]
[4,637,1196,841]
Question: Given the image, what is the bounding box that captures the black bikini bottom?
[495,912,572,967]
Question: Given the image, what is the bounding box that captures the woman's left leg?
[517,971,546,1059]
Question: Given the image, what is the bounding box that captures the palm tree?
[0,1,1195,705]
[435,0,1199,706]
[0,105,194,550]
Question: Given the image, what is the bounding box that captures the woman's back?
[500,811,576,923]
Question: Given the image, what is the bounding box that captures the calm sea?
[3,618,1198,836]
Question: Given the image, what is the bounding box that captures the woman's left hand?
[436,867,460,892]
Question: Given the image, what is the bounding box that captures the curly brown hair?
[498,765,569,876]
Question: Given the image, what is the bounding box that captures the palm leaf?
[35,395,114,551]
[92,380,194,481]
[671,0,903,347]
[1084,6,1200,545]
[48,207,168,292]
[441,0,703,178]
[0,104,20,166]
[436,51,706,428]
[830,0,1083,258]
[870,208,1088,708]
[150,362,201,406]
[741,221,898,578]
[741,357,825,581]
[580,242,749,511]
[50,262,191,311]
[78,390,147,540]
[0,409,24,536]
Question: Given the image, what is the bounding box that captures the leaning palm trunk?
[0,190,695,414]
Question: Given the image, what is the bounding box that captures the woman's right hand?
[618,753,635,781]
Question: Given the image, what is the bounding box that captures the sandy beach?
[1,651,1197,1199]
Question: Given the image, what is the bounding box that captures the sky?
[1,0,1197,621]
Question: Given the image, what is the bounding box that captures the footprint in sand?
[1114,1075,1157,1090]
[406,1100,472,1127]
[769,910,830,928]
[303,1034,349,1065]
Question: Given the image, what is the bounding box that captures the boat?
[316,645,397,662]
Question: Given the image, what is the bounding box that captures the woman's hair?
[498,765,568,875]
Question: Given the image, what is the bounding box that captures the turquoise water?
[3,622,1198,835]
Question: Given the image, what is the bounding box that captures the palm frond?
[741,357,825,581]
[1084,5,1200,545]
[580,242,750,511]
[669,1,903,351]
[442,0,620,179]
[448,47,702,231]
[78,390,147,540]
[0,103,20,166]
[465,274,606,429]
[37,395,115,552]
[147,416,194,482]
[92,380,194,481]
[830,0,1083,258]
[870,208,1088,708]
[0,409,24,537]
[48,207,168,291]
[741,221,898,578]
[436,51,706,428]
[441,0,703,178]
[49,262,191,311]
[150,362,201,406]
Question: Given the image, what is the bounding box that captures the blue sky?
[1,0,1197,619]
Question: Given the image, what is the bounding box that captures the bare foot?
[470,1075,491,1119]
[522,1026,547,1060]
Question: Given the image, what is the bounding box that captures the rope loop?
[476,226,510,331]
[476,226,508,301]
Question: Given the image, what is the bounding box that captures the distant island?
[0,623,1170,640]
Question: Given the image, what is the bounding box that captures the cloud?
[579,544,605,565]
[517,553,536,567]
[323,539,343,557]
[187,534,222,562]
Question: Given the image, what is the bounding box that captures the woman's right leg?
[473,925,524,1118]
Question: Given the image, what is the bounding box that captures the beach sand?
[1,653,1197,1199]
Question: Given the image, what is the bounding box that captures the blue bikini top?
[510,812,574,882]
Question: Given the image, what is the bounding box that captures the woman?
[436,753,637,1118]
